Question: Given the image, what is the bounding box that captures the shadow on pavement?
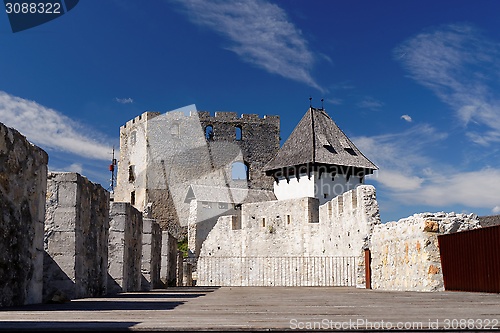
[2,300,184,312]
[0,321,139,332]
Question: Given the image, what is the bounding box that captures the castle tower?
[264,107,377,205]
[114,106,280,238]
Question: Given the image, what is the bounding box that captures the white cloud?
[375,169,423,191]
[395,23,500,145]
[493,206,500,214]
[115,97,133,104]
[357,97,384,110]
[175,0,323,92]
[397,168,500,208]
[325,97,342,105]
[354,123,447,172]
[0,91,112,160]
[401,114,412,122]
[50,163,84,174]
[355,125,500,211]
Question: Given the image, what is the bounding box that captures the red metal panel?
[438,225,500,293]
[364,249,371,289]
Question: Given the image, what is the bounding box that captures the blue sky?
[1,0,500,222]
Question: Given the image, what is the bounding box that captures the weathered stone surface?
[423,220,439,232]
[370,212,480,292]
[141,218,161,291]
[0,122,48,307]
[160,231,178,287]
[44,172,109,301]
[108,202,142,294]
[197,185,380,286]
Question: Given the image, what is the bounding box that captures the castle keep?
[113,107,280,238]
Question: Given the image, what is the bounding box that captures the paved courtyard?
[0,287,499,331]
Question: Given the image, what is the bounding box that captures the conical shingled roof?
[264,108,377,173]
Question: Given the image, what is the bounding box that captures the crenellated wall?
[107,202,143,294]
[370,212,480,292]
[44,172,109,301]
[0,122,48,307]
[197,185,380,286]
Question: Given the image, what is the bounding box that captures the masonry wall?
[187,200,240,257]
[141,218,161,290]
[44,172,109,301]
[114,109,280,239]
[0,122,48,307]
[197,185,380,286]
[370,212,480,292]
[108,202,143,294]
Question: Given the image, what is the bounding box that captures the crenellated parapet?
[122,111,161,130]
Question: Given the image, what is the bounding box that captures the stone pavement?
[0,287,499,331]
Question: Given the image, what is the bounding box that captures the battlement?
[122,111,161,129]
[122,109,279,128]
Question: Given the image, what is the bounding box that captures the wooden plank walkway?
[0,287,499,331]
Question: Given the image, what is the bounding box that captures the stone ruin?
[0,103,492,307]
[0,122,47,306]
[0,121,180,307]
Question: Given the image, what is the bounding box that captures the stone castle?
[114,107,280,238]
[114,105,480,288]
[0,104,488,308]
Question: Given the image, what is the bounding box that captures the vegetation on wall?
[178,237,188,258]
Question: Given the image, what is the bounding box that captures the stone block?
[44,172,109,301]
[0,122,48,307]
[160,231,178,287]
[423,220,439,232]
[141,219,161,290]
[108,202,143,294]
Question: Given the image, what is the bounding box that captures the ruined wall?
[44,172,109,301]
[160,231,178,287]
[108,202,143,294]
[141,218,161,290]
[197,185,380,286]
[370,212,480,292]
[0,122,48,307]
[187,200,240,257]
[114,109,280,238]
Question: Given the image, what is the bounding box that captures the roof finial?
[309,96,312,108]
[321,98,324,110]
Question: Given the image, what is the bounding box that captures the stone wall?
[141,218,161,290]
[160,231,178,287]
[197,185,380,286]
[478,214,500,227]
[0,122,48,307]
[370,212,480,292]
[44,172,109,301]
[108,202,143,294]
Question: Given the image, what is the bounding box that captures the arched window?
[235,126,242,141]
[231,161,248,180]
[205,125,214,141]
